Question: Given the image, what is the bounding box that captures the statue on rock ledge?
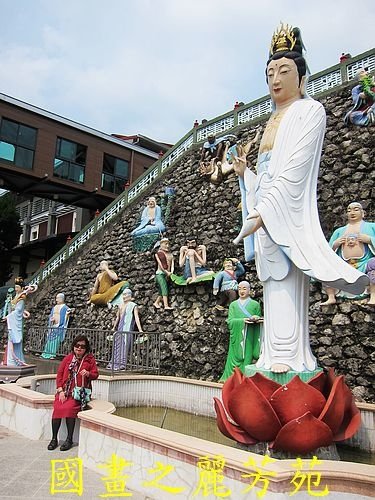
[213,258,245,311]
[199,134,237,184]
[344,68,375,127]
[171,237,215,286]
[88,260,128,308]
[321,202,375,305]
[153,238,174,310]
[131,197,165,237]
[233,23,368,375]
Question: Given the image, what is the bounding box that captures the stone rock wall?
[26,83,374,401]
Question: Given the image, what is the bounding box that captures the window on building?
[101,153,129,195]
[54,137,86,184]
[0,118,37,170]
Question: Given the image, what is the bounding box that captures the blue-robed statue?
[131,196,165,237]
[41,293,71,359]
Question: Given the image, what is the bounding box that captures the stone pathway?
[0,426,149,499]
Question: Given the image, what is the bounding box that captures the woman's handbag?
[73,358,91,409]
[72,385,91,402]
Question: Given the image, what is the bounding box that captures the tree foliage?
[0,193,22,285]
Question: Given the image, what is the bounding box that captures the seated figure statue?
[199,134,237,184]
[171,237,215,285]
[131,197,165,237]
[88,260,128,307]
[322,202,375,305]
[180,237,215,284]
[213,258,245,310]
[344,68,375,126]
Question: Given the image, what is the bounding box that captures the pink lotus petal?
[222,367,245,421]
[272,412,333,454]
[318,375,346,435]
[249,372,281,401]
[214,397,258,445]
[228,378,281,442]
[270,376,326,426]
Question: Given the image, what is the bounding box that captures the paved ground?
[0,426,148,499]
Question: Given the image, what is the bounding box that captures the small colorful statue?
[2,277,37,366]
[199,134,237,184]
[173,237,215,285]
[88,260,128,307]
[41,293,71,359]
[322,202,375,305]
[154,238,174,310]
[131,197,165,237]
[344,67,375,126]
[107,289,144,371]
[219,281,262,382]
[213,258,245,310]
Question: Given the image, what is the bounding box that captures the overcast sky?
[0,0,374,144]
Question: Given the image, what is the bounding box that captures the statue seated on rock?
[88,260,128,307]
[131,197,165,237]
[219,281,262,382]
[171,237,215,285]
[344,68,375,127]
[322,202,375,305]
[199,134,237,184]
[213,258,245,310]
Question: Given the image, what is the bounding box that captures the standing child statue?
[154,238,174,310]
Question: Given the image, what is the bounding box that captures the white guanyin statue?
[233,24,369,374]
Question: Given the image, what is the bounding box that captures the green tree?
[0,193,22,285]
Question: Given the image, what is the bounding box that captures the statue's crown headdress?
[269,23,297,56]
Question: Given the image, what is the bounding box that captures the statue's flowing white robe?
[243,98,369,371]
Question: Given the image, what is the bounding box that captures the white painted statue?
[233,24,369,374]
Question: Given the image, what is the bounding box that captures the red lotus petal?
[308,371,326,394]
[270,376,326,426]
[249,372,281,400]
[228,377,281,441]
[222,367,245,421]
[272,412,333,454]
[332,384,361,442]
[324,367,337,398]
[214,397,258,445]
[318,375,346,435]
